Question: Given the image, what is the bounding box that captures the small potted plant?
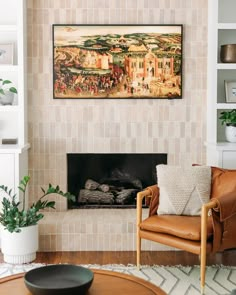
[0,78,18,105]
[0,176,76,264]
[219,109,236,142]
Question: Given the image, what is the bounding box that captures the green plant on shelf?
[219,109,236,126]
[0,79,17,96]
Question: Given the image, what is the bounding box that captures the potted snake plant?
[0,176,75,264]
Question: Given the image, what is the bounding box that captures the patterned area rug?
[0,263,235,295]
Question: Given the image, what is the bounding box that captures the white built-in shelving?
[206,0,236,168]
[0,0,29,209]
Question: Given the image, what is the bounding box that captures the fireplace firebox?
[67,153,167,209]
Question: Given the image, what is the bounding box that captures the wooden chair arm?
[201,199,218,248]
[136,189,153,228]
[202,199,218,212]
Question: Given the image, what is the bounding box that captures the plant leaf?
[2,80,12,85]
[0,175,76,233]
[8,87,17,94]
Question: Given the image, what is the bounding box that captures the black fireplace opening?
[67,153,167,209]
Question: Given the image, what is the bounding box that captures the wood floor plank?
[1,250,235,265]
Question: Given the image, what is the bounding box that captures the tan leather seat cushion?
[140,215,213,241]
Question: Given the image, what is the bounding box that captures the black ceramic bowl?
[24,264,94,295]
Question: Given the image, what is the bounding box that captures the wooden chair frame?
[136,189,218,294]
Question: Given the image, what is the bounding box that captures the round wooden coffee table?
[0,269,166,295]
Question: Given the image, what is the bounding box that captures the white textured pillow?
[157,165,211,216]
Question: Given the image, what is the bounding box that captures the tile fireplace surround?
[39,209,172,252]
[28,0,208,252]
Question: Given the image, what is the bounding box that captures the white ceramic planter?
[1,224,38,264]
[225,125,236,143]
[0,91,14,105]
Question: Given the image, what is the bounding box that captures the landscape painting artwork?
[53,25,183,99]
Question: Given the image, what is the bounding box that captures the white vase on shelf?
[0,91,14,105]
[225,125,236,143]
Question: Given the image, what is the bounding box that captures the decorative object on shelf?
[219,109,236,142]
[0,43,13,65]
[0,79,17,105]
[53,24,183,99]
[1,138,18,145]
[220,44,236,63]
[225,125,236,143]
[225,80,236,103]
[0,176,76,264]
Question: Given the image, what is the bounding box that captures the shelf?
[0,1,29,225]
[217,103,236,109]
[0,143,30,154]
[0,105,18,111]
[0,0,26,148]
[207,0,236,168]
[218,23,236,29]
[0,65,18,72]
[206,141,236,151]
[0,25,17,32]
[217,63,236,70]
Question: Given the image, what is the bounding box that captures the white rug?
[0,263,235,295]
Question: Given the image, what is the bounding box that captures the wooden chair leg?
[200,247,206,294]
[136,191,144,271]
[137,233,141,270]
[201,203,208,294]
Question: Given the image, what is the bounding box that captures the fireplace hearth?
[67,153,167,209]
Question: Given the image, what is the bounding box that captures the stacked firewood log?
[79,179,139,205]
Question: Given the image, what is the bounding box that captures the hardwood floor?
[1,250,235,266]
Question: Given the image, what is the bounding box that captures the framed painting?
[225,80,236,103]
[0,44,13,65]
[52,24,183,99]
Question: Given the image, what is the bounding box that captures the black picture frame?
[225,80,236,103]
[53,24,183,99]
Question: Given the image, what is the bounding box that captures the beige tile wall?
[39,209,171,251]
[27,0,208,251]
[39,209,175,251]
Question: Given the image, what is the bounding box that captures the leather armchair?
[136,166,236,294]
